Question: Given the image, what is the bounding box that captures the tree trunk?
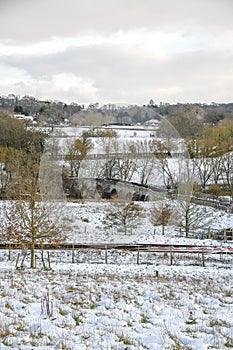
[185,213,189,237]
[185,210,189,238]
[30,243,35,269]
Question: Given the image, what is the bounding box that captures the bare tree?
[193,157,215,190]
[0,154,10,198]
[98,140,138,181]
[134,140,156,185]
[105,202,143,234]
[150,140,177,188]
[3,160,65,269]
[0,147,26,198]
[97,158,118,179]
[187,122,233,190]
[113,141,138,181]
[211,156,224,185]
[150,202,173,235]
[221,152,233,196]
[177,199,212,237]
[65,137,92,178]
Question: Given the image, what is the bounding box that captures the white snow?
[0,198,233,349]
[0,259,232,349]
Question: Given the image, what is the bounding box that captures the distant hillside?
[0,94,232,135]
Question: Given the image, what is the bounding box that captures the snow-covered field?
[60,201,233,244]
[0,259,233,349]
[0,199,233,349]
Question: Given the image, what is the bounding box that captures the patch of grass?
[0,328,11,338]
[16,325,26,332]
[118,334,133,345]
[166,328,192,350]
[225,340,233,348]
[59,309,68,316]
[81,217,89,223]
[5,302,13,310]
[225,290,231,297]
[185,319,197,325]
[167,332,182,350]
[73,315,83,325]
[184,327,192,333]
[186,311,197,325]
[60,342,73,350]
[141,315,149,324]
[183,328,197,338]
[90,302,97,309]
[219,297,232,305]
[31,331,44,339]
[209,319,228,328]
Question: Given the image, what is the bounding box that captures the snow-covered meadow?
[0,198,233,349]
[0,260,233,349]
[60,201,233,244]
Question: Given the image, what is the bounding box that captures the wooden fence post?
[224,229,227,243]
[180,224,182,237]
[105,245,108,264]
[202,250,205,267]
[208,227,211,239]
[170,246,173,266]
[72,244,75,263]
[137,246,140,265]
[8,244,11,261]
[162,224,165,236]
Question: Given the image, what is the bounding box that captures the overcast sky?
[0,0,233,105]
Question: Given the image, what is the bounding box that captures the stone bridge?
[64,177,166,201]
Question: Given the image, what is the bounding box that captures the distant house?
[14,114,34,124]
[144,119,160,127]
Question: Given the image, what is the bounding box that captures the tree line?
[1,94,233,131]
[0,111,45,198]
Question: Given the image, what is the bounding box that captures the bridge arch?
[95,184,103,199]
[110,188,118,199]
[140,194,146,201]
[132,192,140,201]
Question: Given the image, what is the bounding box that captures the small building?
[14,114,34,124]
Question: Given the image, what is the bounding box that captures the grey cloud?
[0,0,233,41]
[2,44,233,103]
[1,0,233,103]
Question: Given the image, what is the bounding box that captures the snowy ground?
[60,201,233,244]
[0,199,233,349]
[0,258,232,349]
